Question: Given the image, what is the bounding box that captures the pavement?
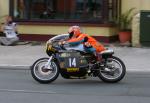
[0,43,150,72]
[0,44,47,69]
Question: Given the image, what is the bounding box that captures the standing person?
[0,16,19,46]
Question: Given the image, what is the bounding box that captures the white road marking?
[0,89,56,94]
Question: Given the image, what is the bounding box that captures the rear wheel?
[31,58,59,84]
[98,56,126,83]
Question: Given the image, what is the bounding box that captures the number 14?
[69,58,76,67]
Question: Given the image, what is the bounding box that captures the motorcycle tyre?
[98,56,126,83]
[31,57,59,84]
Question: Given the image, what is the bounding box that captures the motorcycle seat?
[100,49,114,55]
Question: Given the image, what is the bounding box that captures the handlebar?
[47,39,70,51]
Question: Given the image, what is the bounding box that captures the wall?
[18,25,116,37]
[18,24,117,42]
[122,0,150,13]
[0,0,9,19]
[121,0,140,13]
[132,13,140,47]
[0,0,9,31]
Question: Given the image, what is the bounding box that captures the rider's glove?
[84,42,92,47]
[59,41,67,45]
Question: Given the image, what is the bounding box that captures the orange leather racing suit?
[67,33,105,53]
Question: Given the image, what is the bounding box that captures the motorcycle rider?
[60,26,106,61]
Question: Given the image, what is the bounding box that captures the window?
[10,0,120,23]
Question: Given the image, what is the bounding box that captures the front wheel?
[98,56,126,83]
[31,58,59,84]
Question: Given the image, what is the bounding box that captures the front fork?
[44,56,53,70]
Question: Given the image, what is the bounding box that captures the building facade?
[0,0,150,43]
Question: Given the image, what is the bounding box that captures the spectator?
[0,15,19,46]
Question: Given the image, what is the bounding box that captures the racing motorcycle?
[31,34,126,83]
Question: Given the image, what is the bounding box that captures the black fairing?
[46,49,53,56]
[57,50,94,78]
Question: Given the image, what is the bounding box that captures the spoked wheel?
[98,56,126,83]
[31,58,59,83]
